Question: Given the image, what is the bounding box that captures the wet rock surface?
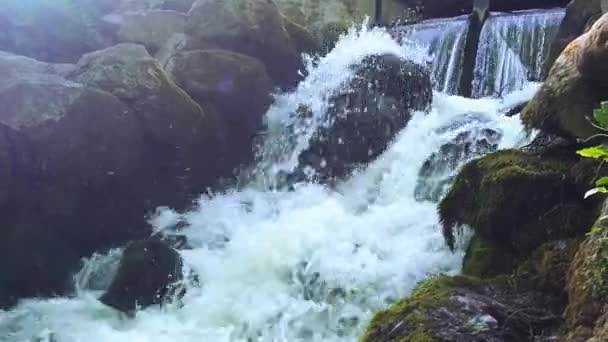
[296,54,432,181]
[361,275,564,342]
[100,239,184,314]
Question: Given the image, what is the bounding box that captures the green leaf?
[595,103,608,128]
[585,187,608,199]
[597,177,608,187]
[577,145,608,159]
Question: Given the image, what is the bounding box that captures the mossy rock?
[462,236,517,278]
[360,274,563,342]
[515,239,582,297]
[360,275,482,342]
[564,209,608,336]
[439,149,590,255]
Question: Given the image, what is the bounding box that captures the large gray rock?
[296,54,433,181]
[185,0,301,87]
[100,239,184,314]
[163,49,272,132]
[0,73,144,211]
[68,43,210,147]
[162,49,274,167]
[0,69,146,309]
[102,10,186,54]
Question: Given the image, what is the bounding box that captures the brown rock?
[576,13,608,83]
[522,13,608,140]
[562,201,608,340]
[185,0,301,87]
[543,0,602,77]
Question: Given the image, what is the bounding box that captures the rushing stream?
[1,22,540,342]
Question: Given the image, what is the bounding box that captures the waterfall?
[395,15,469,94]
[0,25,536,342]
[472,8,565,98]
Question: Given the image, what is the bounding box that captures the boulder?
[162,49,273,166]
[0,74,142,189]
[68,43,228,209]
[522,13,608,140]
[439,150,593,253]
[68,43,210,147]
[0,0,108,63]
[101,10,186,54]
[513,239,582,297]
[360,275,564,342]
[461,236,517,279]
[543,0,602,78]
[0,70,151,251]
[561,201,608,341]
[100,240,183,314]
[162,49,272,131]
[296,54,432,181]
[185,0,301,87]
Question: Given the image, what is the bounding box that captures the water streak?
[395,15,469,94]
[472,8,565,98]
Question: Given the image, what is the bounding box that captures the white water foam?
[0,26,536,342]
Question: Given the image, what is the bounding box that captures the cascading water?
[395,16,469,94]
[0,25,537,342]
[472,8,565,98]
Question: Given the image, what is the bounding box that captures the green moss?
[564,224,606,328]
[360,275,480,342]
[514,239,582,295]
[463,236,517,278]
[439,149,577,252]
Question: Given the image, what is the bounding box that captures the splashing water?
[0,25,536,342]
[252,24,428,187]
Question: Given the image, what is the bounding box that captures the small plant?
[577,102,608,300]
[576,101,608,198]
